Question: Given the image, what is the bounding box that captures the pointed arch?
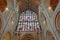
[55,11,60,31]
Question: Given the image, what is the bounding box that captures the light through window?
[16,10,41,31]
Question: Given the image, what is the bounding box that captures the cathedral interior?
[0,0,60,40]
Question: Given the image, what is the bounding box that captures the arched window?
[16,10,41,31]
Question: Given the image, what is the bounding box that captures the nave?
[0,0,60,40]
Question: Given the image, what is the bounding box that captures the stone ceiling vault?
[17,0,40,13]
[50,0,59,10]
[0,0,7,12]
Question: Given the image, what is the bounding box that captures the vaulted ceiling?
[17,0,59,12]
[17,0,40,13]
[0,0,7,12]
[50,0,59,10]
[0,0,59,12]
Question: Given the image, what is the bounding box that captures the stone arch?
[21,33,34,40]
[55,11,60,32]
[46,31,55,40]
[0,0,7,12]
[2,32,11,40]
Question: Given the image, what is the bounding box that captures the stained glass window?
[17,10,41,31]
